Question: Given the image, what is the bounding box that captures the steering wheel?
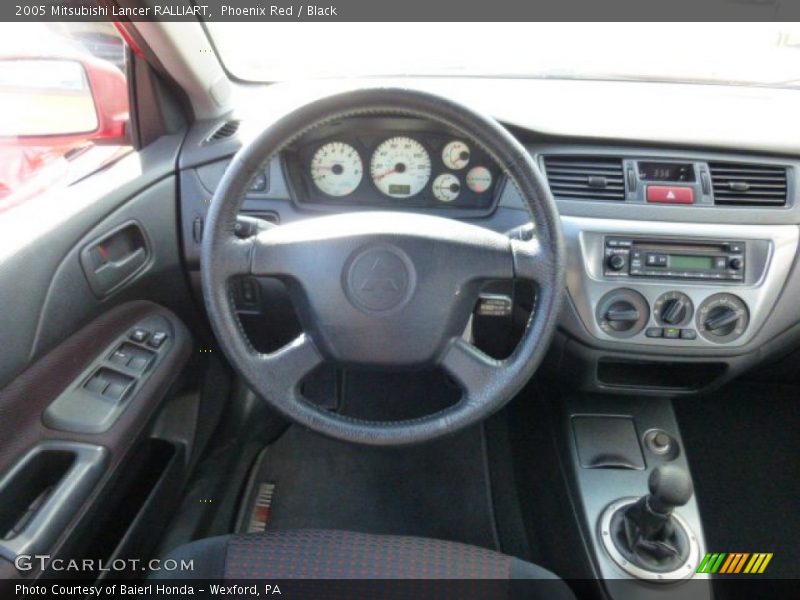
[201,88,565,446]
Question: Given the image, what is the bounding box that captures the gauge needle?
[374,169,396,181]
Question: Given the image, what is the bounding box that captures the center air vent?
[543,156,625,201]
[205,120,240,143]
[709,162,787,207]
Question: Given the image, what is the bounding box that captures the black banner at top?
[2,0,799,22]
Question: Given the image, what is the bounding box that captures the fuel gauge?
[432,173,461,202]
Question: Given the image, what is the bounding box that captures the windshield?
[207,22,800,89]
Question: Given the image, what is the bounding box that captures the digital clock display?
[638,162,695,182]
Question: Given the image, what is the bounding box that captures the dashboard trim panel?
[561,216,799,349]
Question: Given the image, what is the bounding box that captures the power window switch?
[128,356,150,372]
[104,382,129,402]
[85,375,108,395]
[147,331,168,349]
[110,349,132,367]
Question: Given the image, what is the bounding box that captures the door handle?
[80,222,150,297]
[93,247,147,292]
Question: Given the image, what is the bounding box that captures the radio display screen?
[669,255,714,270]
[638,162,694,182]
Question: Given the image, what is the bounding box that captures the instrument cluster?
[283,117,501,212]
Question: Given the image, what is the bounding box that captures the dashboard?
[282,117,501,214]
[177,81,800,395]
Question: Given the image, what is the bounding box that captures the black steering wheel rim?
[201,87,565,446]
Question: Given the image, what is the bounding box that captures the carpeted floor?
[674,382,800,580]
[237,424,500,550]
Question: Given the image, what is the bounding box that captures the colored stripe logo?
[697,552,773,574]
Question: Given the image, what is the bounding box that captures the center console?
[562,394,712,600]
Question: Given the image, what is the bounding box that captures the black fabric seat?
[155,529,576,599]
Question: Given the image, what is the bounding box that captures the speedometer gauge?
[370,137,431,197]
[310,142,363,197]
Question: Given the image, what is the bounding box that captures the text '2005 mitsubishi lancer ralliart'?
[0,6,799,600]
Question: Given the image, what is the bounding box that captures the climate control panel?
[596,288,749,345]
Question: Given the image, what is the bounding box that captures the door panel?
[0,132,189,388]
[0,131,200,581]
[0,301,192,580]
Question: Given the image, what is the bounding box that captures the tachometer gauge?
[442,140,470,170]
[432,173,461,203]
[466,166,493,193]
[370,137,431,197]
[310,142,363,197]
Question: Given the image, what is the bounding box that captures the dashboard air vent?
[206,120,240,143]
[709,162,787,207]
[543,156,625,200]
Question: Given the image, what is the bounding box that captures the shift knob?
[647,465,693,514]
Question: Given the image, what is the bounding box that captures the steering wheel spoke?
[511,237,554,285]
[255,333,324,397]
[441,337,503,401]
[217,237,255,278]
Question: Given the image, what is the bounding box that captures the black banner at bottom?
[4,578,800,600]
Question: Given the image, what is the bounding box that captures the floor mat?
[236,424,500,550]
[674,382,800,579]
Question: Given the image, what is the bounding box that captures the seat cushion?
[155,529,575,599]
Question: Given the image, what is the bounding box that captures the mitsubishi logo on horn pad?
[345,246,415,312]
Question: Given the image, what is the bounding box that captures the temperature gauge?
[442,141,470,170]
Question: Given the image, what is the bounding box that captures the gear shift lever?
[609,465,695,573]
[647,464,694,514]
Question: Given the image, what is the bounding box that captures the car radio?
[603,237,745,281]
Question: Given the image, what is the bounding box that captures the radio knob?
[607,254,626,271]
[729,257,743,271]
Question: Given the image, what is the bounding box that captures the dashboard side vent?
[205,120,240,143]
[543,156,625,200]
[709,162,787,207]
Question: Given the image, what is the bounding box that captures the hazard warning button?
[646,185,694,204]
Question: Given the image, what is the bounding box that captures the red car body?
[0,49,129,211]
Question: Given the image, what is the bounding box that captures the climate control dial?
[654,291,694,327]
[596,289,650,339]
[696,293,749,343]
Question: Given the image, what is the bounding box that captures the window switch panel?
[108,343,155,373]
[83,368,134,402]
